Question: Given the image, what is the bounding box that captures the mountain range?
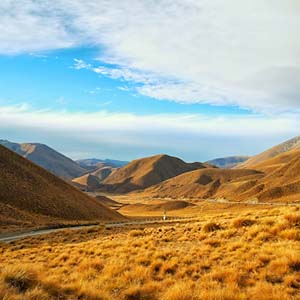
[1,135,299,233]
[77,158,128,169]
[135,137,300,202]
[206,156,249,168]
[0,140,129,181]
[0,140,86,180]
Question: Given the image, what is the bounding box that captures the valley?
[1,136,300,300]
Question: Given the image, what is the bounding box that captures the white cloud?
[73,59,91,70]
[1,1,300,112]
[0,104,299,160]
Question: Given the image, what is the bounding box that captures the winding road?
[0,217,189,243]
[1,199,299,243]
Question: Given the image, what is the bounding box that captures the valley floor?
[1,204,300,300]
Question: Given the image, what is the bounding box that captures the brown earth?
[101,154,213,193]
[120,200,194,214]
[0,140,87,180]
[72,166,117,191]
[0,145,124,232]
[138,149,300,203]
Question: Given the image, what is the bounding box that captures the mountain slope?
[141,168,263,200]
[206,156,250,168]
[237,136,300,169]
[141,149,300,203]
[0,140,86,180]
[72,166,117,191]
[101,154,212,193]
[0,145,123,231]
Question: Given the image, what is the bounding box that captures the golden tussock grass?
[1,205,300,299]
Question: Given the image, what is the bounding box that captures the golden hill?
[141,168,263,200]
[0,140,87,180]
[101,154,212,193]
[140,149,300,203]
[0,145,123,232]
[237,136,300,169]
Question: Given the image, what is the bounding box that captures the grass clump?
[202,222,222,232]
[2,266,38,293]
[129,229,144,237]
[232,217,256,228]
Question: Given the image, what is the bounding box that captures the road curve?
[0,217,190,243]
[1,200,299,243]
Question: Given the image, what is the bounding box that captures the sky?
[0,0,300,162]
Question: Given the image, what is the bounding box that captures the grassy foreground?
[1,206,300,300]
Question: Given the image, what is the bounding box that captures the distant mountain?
[0,145,123,232]
[77,158,128,169]
[72,166,117,191]
[237,136,300,169]
[206,156,250,168]
[101,154,213,193]
[0,140,87,180]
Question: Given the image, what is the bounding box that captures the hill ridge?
[0,145,123,232]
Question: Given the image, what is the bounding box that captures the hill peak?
[102,154,209,193]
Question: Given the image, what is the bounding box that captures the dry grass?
[1,206,300,299]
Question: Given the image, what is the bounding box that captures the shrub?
[232,218,256,228]
[162,281,195,300]
[284,214,300,226]
[202,222,222,232]
[3,267,38,293]
[129,229,144,237]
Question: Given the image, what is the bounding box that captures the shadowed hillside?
[101,154,213,193]
[237,136,300,169]
[0,140,86,180]
[140,149,300,202]
[72,166,117,191]
[0,145,123,232]
[141,168,263,200]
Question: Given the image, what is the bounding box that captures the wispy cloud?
[0,104,299,160]
[73,59,91,70]
[1,1,300,113]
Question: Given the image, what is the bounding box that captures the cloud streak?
[0,104,299,160]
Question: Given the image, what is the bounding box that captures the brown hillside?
[246,149,300,173]
[0,140,87,180]
[237,136,300,169]
[141,149,300,203]
[121,200,194,213]
[141,168,263,200]
[102,154,212,193]
[0,145,123,231]
[72,166,116,191]
[72,174,101,191]
[92,166,115,181]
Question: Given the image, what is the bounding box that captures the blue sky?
[0,47,250,116]
[0,1,299,161]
